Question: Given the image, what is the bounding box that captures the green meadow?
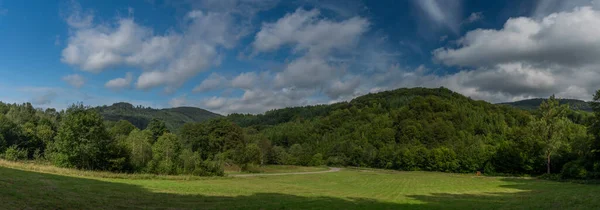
[1,161,599,210]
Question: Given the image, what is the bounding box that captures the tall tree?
[534,95,569,174]
[48,105,116,170]
[146,118,169,143]
[589,90,600,163]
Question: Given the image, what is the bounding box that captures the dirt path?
[229,167,341,177]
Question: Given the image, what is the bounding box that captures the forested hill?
[499,98,591,111]
[94,102,221,130]
[228,87,519,127]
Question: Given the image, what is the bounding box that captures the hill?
[499,98,592,111]
[94,102,222,130]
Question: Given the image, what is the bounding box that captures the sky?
[1,0,600,114]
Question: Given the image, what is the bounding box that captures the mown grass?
[1,161,599,210]
[224,164,329,175]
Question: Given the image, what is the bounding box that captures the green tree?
[146,118,169,143]
[48,105,116,170]
[534,95,570,174]
[234,143,261,171]
[110,120,136,137]
[126,129,153,171]
[150,133,180,174]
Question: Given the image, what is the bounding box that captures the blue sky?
[1,0,600,114]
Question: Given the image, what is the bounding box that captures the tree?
[590,90,600,164]
[150,133,180,174]
[234,143,261,171]
[110,120,136,137]
[534,95,570,174]
[146,118,169,143]
[126,129,153,171]
[48,105,117,170]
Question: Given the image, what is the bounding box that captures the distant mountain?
[94,102,222,130]
[499,98,592,111]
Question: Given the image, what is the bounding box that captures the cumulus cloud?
[105,72,133,90]
[231,72,260,89]
[253,8,369,55]
[62,74,85,88]
[193,73,228,92]
[325,77,361,99]
[428,6,600,103]
[188,8,370,114]
[169,94,189,107]
[62,4,242,92]
[434,7,600,67]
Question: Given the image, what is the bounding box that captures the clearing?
[0,161,599,209]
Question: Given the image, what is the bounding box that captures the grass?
[224,164,329,175]
[1,161,600,209]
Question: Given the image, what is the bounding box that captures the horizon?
[1,86,591,115]
[2,0,600,114]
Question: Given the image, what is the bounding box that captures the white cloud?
[62,5,242,92]
[274,56,340,89]
[253,8,369,55]
[231,72,259,89]
[193,73,228,92]
[325,77,360,99]
[169,94,188,107]
[64,0,93,29]
[434,7,600,67]
[464,12,484,24]
[62,74,85,88]
[105,72,133,90]
[532,0,600,18]
[426,6,600,103]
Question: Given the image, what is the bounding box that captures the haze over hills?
[93,102,222,130]
[499,98,592,112]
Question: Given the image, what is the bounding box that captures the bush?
[326,156,347,166]
[309,153,324,166]
[2,145,28,161]
[561,161,588,179]
[192,160,224,176]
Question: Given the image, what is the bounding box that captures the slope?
[94,102,222,130]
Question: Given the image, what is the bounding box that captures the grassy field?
[1,161,599,209]
[224,164,329,175]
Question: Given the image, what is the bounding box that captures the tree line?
[0,87,599,179]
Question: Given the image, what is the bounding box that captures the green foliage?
[501,98,592,112]
[125,129,153,171]
[561,161,588,179]
[2,145,28,161]
[146,118,169,143]
[234,143,261,171]
[109,120,136,137]
[94,102,221,131]
[48,104,120,170]
[149,133,181,174]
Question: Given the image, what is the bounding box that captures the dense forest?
[94,102,221,131]
[500,98,592,112]
[1,87,599,179]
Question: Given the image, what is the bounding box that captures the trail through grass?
[0,161,599,209]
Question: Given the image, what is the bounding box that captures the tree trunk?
[547,153,551,174]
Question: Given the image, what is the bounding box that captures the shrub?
[326,156,347,166]
[561,161,588,179]
[2,145,28,161]
[309,153,324,166]
[192,160,224,176]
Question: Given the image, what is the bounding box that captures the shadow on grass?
[1,167,599,210]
